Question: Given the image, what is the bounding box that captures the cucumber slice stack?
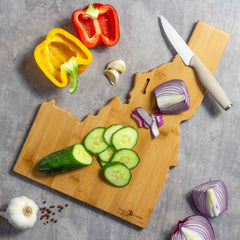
[83,124,140,187]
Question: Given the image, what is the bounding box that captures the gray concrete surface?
[0,0,239,239]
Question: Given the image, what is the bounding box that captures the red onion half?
[171,215,215,240]
[154,79,190,114]
[192,180,228,217]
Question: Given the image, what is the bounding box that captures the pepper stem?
[86,3,99,19]
[61,57,80,94]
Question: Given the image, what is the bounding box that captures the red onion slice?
[192,180,228,217]
[154,79,190,114]
[150,114,159,138]
[132,108,164,138]
[154,113,164,127]
[171,215,215,240]
[135,107,153,126]
[131,112,144,128]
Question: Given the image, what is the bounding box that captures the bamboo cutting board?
[14,21,230,228]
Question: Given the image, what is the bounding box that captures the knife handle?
[190,55,232,110]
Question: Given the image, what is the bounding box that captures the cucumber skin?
[38,144,92,175]
[103,162,132,187]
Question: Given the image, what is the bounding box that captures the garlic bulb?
[0,196,39,230]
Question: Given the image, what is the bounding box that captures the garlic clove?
[105,69,120,85]
[106,59,126,73]
[5,196,39,230]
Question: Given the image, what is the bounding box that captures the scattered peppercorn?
[39,201,69,225]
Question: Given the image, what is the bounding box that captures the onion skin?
[154,79,190,114]
[192,180,228,217]
[171,215,215,240]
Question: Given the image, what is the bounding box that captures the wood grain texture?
[13,21,230,228]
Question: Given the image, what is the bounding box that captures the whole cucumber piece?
[38,143,92,174]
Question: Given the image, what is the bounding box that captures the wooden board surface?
[13,21,230,228]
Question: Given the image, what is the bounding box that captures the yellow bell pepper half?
[34,28,93,93]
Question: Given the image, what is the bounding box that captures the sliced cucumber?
[98,158,107,168]
[38,143,92,174]
[112,126,139,150]
[98,146,116,163]
[103,124,124,145]
[103,162,132,187]
[83,127,108,154]
[111,149,140,170]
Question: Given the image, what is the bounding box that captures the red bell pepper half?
[72,3,120,48]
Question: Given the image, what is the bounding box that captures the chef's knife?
[160,15,232,110]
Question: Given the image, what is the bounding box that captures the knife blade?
[160,15,232,110]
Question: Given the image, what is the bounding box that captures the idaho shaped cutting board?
[14,21,230,228]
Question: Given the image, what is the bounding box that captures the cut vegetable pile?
[38,124,139,187]
[84,125,139,187]
[132,107,164,139]
[131,79,190,139]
